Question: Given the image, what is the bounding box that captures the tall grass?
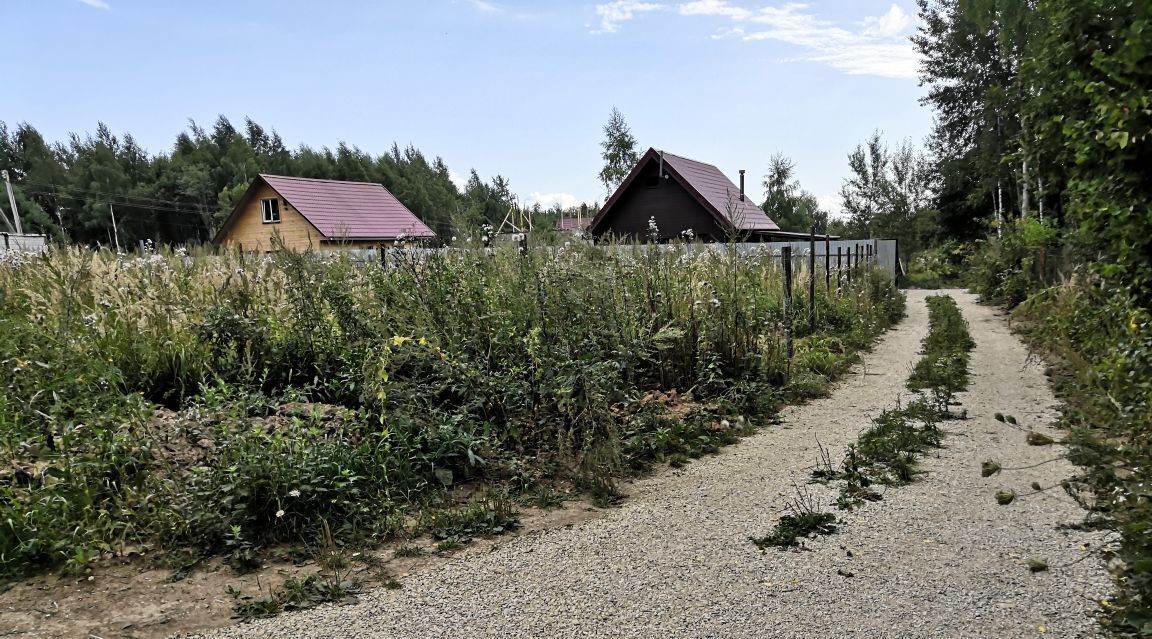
[0,240,904,578]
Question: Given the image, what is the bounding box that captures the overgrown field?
[0,242,904,580]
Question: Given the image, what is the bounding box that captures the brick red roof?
[209,174,436,244]
[260,175,436,239]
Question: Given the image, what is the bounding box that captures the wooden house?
[590,148,812,242]
[213,175,436,251]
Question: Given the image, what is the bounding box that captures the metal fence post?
[824,236,831,292]
[808,228,816,335]
[782,246,794,368]
[836,246,843,293]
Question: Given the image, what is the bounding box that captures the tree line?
[913,0,1150,299]
[0,116,587,247]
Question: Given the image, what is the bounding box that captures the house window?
[261,198,281,224]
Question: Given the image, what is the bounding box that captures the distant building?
[589,148,815,242]
[554,217,588,234]
[213,174,436,251]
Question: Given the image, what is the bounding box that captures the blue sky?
[5,0,932,215]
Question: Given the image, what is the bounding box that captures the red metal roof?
[658,153,779,231]
[260,174,436,239]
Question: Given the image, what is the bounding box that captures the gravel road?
[193,289,1111,639]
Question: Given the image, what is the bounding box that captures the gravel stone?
[190,290,1110,639]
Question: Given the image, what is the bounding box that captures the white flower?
[275,509,285,518]
[288,489,300,498]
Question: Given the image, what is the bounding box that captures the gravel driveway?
[193,289,1110,639]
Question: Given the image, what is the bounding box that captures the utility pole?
[1,170,22,234]
[109,203,122,253]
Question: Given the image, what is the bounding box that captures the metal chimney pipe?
[739,170,745,202]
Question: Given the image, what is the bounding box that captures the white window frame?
[261,198,281,224]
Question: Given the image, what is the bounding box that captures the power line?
[22,182,213,211]
[24,190,211,218]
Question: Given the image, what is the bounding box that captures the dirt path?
[189,289,1109,639]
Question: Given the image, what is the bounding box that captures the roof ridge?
[260,174,384,186]
[657,151,721,170]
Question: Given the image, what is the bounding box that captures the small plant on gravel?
[981,460,1002,477]
[752,487,838,550]
[995,489,1017,505]
[1026,431,1055,446]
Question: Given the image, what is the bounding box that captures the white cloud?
[78,0,110,8]
[469,0,499,12]
[816,193,842,216]
[679,0,751,20]
[525,192,580,210]
[592,1,664,34]
[670,1,920,79]
[862,4,914,38]
[448,169,468,192]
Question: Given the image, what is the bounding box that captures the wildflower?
[418,337,428,346]
[391,335,408,347]
[275,509,285,518]
[288,489,301,498]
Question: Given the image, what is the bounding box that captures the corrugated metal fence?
[344,238,900,280]
[0,233,47,255]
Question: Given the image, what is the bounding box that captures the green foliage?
[901,241,976,289]
[907,295,975,412]
[598,108,640,194]
[418,492,521,548]
[967,218,1066,308]
[1022,0,1152,306]
[760,153,829,234]
[838,132,937,255]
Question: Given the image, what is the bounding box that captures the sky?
[4,0,934,215]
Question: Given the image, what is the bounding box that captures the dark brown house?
[590,148,795,242]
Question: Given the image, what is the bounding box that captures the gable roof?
[590,148,780,234]
[213,175,436,243]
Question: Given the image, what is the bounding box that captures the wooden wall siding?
[598,158,726,241]
[218,182,324,252]
[321,239,394,250]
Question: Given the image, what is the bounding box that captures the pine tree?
[597,108,639,194]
